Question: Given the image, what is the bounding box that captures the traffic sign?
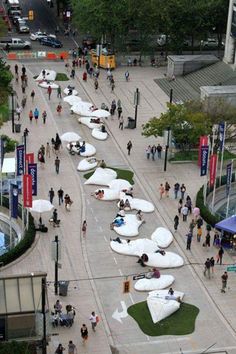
[227,266,236,272]
[133,274,145,280]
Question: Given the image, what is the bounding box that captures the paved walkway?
[1,61,236,353]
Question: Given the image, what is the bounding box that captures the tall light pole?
[134,88,140,129]
[41,277,47,354]
[164,127,171,172]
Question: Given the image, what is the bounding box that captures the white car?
[30,31,56,41]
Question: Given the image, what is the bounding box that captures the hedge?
[195,186,221,227]
[0,196,36,266]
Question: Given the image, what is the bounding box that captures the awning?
[1,158,15,174]
[215,216,236,234]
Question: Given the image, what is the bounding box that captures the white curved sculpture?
[63,88,78,96]
[71,102,93,116]
[35,70,56,81]
[108,179,132,191]
[148,290,184,301]
[93,188,120,201]
[151,227,174,248]
[78,117,102,129]
[134,275,175,291]
[38,82,59,89]
[84,168,117,186]
[110,239,158,256]
[147,297,180,324]
[66,142,96,157]
[113,214,143,237]
[92,128,108,141]
[144,252,184,268]
[119,192,154,213]
[77,158,98,171]
[90,109,110,118]
[64,96,82,105]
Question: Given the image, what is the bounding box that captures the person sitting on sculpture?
[95,190,104,199]
[146,267,161,279]
[119,199,125,210]
[165,287,182,302]
[110,217,125,229]
[98,159,106,168]
[116,209,125,218]
[136,209,144,221]
[155,249,166,256]
[137,253,149,267]
[124,187,134,197]
[90,118,100,124]
[124,199,131,210]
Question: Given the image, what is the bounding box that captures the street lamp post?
[11,90,15,133]
[51,236,61,295]
[164,127,171,172]
[41,277,47,354]
[134,88,140,129]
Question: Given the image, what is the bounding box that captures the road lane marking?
[118,269,123,276]
[103,236,108,242]
[129,293,134,304]
[113,257,117,264]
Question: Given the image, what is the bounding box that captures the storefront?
[215,216,236,249]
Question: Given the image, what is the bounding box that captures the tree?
[142,103,211,150]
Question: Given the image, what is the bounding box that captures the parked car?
[30,31,56,41]
[39,36,62,48]
[202,38,224,49]
[0,37,31,49]
[16,18,29,33]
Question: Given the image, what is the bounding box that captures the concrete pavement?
[1,61,236,353]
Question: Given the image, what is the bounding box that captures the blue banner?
[200,145,209,176]
[218,122,225,152]
[0,138,4,169]
[28,163,37,196]
[226,162,233,197]
[16,145,24,176]
[10,184,18,218]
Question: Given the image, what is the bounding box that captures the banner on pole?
[200,145,209,176]
[198,135,208,167]
[10,184,18,218]
[226,162,233,197]
[23,174,32,207]
[26,153,34,164]
[209,154,217,187]
[218,122,225,152]
[16,145,25,176]
[28,163,37,196]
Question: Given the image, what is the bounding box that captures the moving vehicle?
[39,36,62,48]
[30,31,56,41]
[202,38,224,49]
[16,18,29,33]
[0,38,31,49]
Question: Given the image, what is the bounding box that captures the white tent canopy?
[1,158,15,174]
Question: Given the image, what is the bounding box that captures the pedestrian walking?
[174,182,180,199]
[55,156,60,174]
[111,81,115,92]
[34,108,39,123]
[178,199,183,215]
[117,99,121,108]
[47,85,52,100]
[16,106,22,120]
[68,340,77,354]
[146,145,151,159]
[151,145,156,160]
[189,219,195,233]
[94,78,98,91]
[181,205,188,222]
[205,231,211,247]
[82,220,87,237]
[81,324,88,344]
[30,90,35,102]
[165,181,170,197]
[156,144,162,158]
[71,69,75,79]
[221,271,228,293]
[210,256,215,274]
[186,232,193,250]
[14,64,18,75]
[46,142,51,158]
[127,140,132,155]
[42,110,47,124]
[56,103,62,115]
[159,183,165,200]
[197,226,202,242]
[117,106,122,118]
[57,85,62,98]
[57,187,64,205]
[213,230,220,247]
[180,184,186,199]
[29,110,33,123]
[55,344,65,354]
[48,188,55,204]
[22,65,26,76]
[174,215,179,232]
[42,69,46,79]
[186,195,192,214]
[89,311,98,332]
[125,70,129,81]
[217,246,224,265]
[119,116,124,130]
[204,258,211,278]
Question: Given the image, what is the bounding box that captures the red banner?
[209,154,217,187]
[198,135,208,167]
[23,174,32,207]
[26,153,34,164]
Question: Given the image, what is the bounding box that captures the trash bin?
[15,123,21,133]
[58,281,69,296]
[127,117,136,129]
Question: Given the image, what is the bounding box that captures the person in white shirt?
[89,311,98,332]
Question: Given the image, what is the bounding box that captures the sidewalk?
[1,61,236,353]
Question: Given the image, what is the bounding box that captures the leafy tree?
[142,103,211,150]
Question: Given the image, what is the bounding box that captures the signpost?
[227,265,236,272]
